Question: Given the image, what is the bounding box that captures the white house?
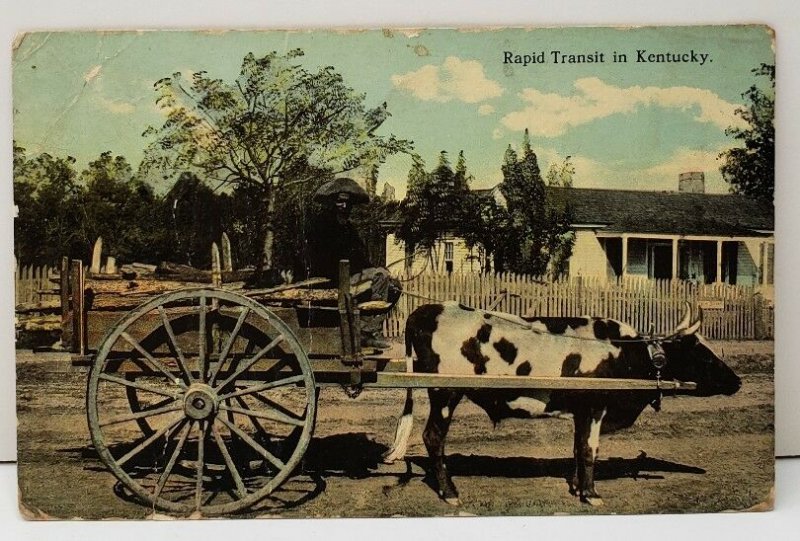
[383,173,774,297]
[554,174,774,297]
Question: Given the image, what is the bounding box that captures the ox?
[383,301,741,506]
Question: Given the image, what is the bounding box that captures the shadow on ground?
[60,431,706,515]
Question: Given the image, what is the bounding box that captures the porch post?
[621,234,628,279]
[762,242,770,285]
[716,240,723,284]
[671,238,679,280]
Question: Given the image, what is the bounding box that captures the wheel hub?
[183,383,218,420]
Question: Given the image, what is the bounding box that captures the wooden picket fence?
[15,264,59,306]
[384,272,774,340]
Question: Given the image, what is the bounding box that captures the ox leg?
[572,407,607,506]
[423,389,463,505]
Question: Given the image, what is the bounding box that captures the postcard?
[14,26,774,518]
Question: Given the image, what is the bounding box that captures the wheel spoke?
[214,335,285,391]
[216,415,287,471]
[232,396,270,440]
[195,420,207,511]
[100,400,182,427]
[198,294,207,381]
[251,392,308,426]
[211,421,247,498]
[153,420,191,500]
[117,414,184,467]
[158,305,194,384]
[218,374,305,400]
[219,401,304,427]
[99,373,182,399]
[208,307,250,386]
[120,331,187,389]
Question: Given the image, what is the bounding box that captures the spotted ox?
[383,301,741,506]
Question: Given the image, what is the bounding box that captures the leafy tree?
[161,172,228,267]
[498,130,574,277]
[719,63,775,203]
[80,152,163,264]
[460,191,512,273]
[546,155,575,187]
[397,151,472,269]
[141,49,410,272]
[13,144,85,264]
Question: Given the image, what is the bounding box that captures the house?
[383,172,774,297]
[554,173,774,297]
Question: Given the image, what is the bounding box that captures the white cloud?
[561,145,733,193]
[501,77,746,137]
[98,96,136,115]
[392,56,503,103]
[478,104,496,116]
[492,128,504,140]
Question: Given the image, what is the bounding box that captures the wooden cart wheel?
[87,288,316,516]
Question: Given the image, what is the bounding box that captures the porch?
[594,233,774,290]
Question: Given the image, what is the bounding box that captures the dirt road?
[16,344,773,519]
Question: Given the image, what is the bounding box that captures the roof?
[546,186,774,237]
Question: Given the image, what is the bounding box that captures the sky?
[12,26,774,198]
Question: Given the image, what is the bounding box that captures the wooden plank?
[70,259,86,355]
[60,257,72,350]
[369,372,697,391]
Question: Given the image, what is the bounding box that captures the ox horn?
[673,302,692,334]
[680,306,703,336]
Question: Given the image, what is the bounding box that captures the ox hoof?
[444,497,461,506]
[381,451,402,464]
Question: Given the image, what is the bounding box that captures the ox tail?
[382,388,414,464]
[382,331,415,464]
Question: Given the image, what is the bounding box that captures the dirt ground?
[16,342,774,519]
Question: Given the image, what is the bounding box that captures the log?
[16,300,61,314]
[155,261,254,283]
[16,314,61,332]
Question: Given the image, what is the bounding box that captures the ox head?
[657,304,741,397]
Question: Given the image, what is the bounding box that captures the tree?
[161,172,227,267]
[498,130,574,277]
[397,151,473,270]
[141,49,410,272]
[546,155,575,187]
[719,63,775,203]
[80,152,163,264]
[13,144,85,264]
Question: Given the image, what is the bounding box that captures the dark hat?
[313,177,370,205]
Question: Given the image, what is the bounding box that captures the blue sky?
[12,26,774,197]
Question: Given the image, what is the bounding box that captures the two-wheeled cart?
[65,259,692,515]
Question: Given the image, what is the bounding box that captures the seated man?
[309,178,401,349]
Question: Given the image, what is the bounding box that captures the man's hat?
[313,177,370,205]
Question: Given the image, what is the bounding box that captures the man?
[309,178,401,349]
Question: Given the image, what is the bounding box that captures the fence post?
[70,259,86,356]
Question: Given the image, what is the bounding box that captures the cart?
[64,258,693,515]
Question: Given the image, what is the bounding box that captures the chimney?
[678,172,705,193]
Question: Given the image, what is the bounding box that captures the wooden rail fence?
[15,264,59,306]
[384,273,774,340]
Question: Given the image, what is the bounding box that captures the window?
[444,241,454,274]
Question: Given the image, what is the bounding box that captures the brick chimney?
[678,172,705,193]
